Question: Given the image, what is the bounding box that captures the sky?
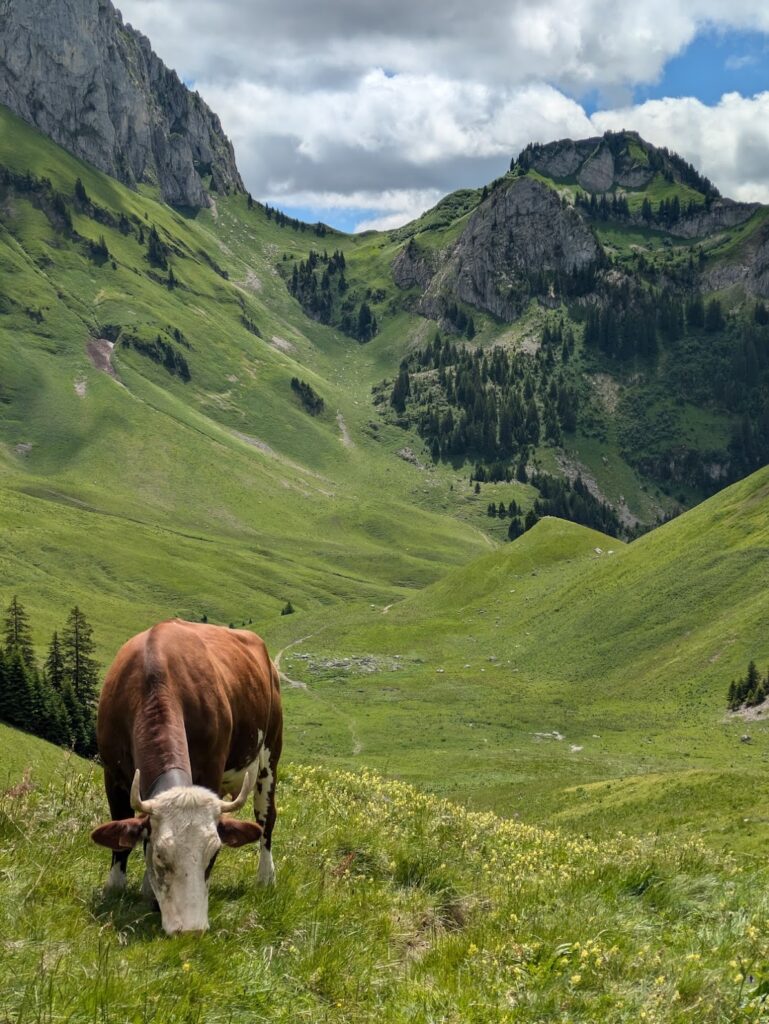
[117,1,769,232]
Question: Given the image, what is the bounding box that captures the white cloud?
[592,92,769,204]
[115,1,769,228]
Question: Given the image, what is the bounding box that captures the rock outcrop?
[517,130,717,199]
[401,176,601,323]
[703,217,769,297]
[0,0,243,208]
[670,199,759,239]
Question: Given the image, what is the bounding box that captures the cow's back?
[97,619,282,792]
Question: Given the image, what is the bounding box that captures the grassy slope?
[269,467,769,854]
[1,739,768,1023]
[0,104,491,658]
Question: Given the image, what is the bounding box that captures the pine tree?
[0,648,12,724]
[3,596,35,669]
[61,607,100,708]
[4,650,32,728]
[508,517,524,541]
[147,225,168,269]
[45,631,66,691]
[74,177,89,205]
[704,298,725,333]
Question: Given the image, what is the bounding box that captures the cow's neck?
[132,690,193,798]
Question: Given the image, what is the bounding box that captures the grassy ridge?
[269,469,769,851]
[2,754,768,1022]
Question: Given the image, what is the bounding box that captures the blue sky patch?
[636,28,769,106]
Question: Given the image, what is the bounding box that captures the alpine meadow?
[4,1,769,1021]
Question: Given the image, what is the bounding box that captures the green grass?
[5,104,769,1021]
[265,471,769,858]
[3,751,769,1022]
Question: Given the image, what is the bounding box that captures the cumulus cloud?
[593,92,769,204]
[116,0,769,228]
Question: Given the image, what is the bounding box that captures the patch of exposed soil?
[590,373,621,413]
[238,268,262,293]
[270,335,295,354]
[397,446,425,469]
[337,412,354,448]
[726,700,769,723]
[86,338,116,377]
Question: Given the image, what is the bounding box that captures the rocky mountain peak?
[0,0,243,208]
[514,130,720,199]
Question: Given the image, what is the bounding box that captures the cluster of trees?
[389,329,579,463]
[286,249,378,342]
[255,198,328,236]
[487,499,522,518]
[576,190,712,227]
[86,234,110,264]
[120,332,191,381]
[443,301,476,339]
[478,475,622,541]
[0,598,99,755]
[575,191,630,220]
[727,661,769,710]
[582,292,728,363]
[290,377,324,415]
[288,249,347,324]
[527,472,623,537]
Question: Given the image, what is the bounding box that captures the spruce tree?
[3,596,35,669]
[45,631,66,691]
[4,650,32,729]
[62,607,99,705]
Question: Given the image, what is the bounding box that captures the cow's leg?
[104,774,133,893]
[254,750,277,886]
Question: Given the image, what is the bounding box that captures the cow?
[91,619,282,935]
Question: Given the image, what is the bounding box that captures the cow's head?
[91,769,262,934]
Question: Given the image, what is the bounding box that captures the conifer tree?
[61,606,100,708]
[4,596,35,669]
[45,631,66,691]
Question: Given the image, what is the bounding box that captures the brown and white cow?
[91,619,282,935]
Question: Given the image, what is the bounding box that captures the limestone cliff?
[398,176,602,324]
[0,0,243,208]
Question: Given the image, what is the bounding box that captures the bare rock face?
[577,145,615,193]
[703,217,769,297]
[392,242,443,291]
[0,0,243,208]
[396,177,601,323]
[672,199,758,239]
[414,176,601,322]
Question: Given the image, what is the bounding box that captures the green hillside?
[4,101,769,673]
[269,467,769,852]
[0,720,84,787]
[1,732,768,1022]
[0,103,497,657]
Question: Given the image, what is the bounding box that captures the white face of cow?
[91,768,262,936]
[143,787,222,935]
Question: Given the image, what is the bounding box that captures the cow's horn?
[130,769,155,815]
[219,767,256,813]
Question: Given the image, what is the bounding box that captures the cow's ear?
[91,816,150,850]
[217,817,263,848]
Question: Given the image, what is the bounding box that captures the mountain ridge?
[0,0,243,208]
